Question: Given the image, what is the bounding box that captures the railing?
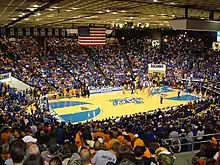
[164,132,220,153]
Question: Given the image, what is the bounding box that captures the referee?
[178,89,181,98]
[160,93,164,104]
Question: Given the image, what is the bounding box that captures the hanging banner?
[25,28,30,36]
[9,28,15,36]
[1,28,6,36]
[33,28,38,36]
[40,28,45,36]
[18,28,23,36]
[61,29,66,36]
[48,28,52,36]
[55,28,59,36]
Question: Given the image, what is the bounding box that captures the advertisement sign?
[148,64,166,73]
[0,73,11,83]
[90,87,122,94]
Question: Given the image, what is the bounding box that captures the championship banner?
[55,28,59,36]
[25,28,30,36]
[40,28,45,36]
[61,29,66,36]
[0,28,6,36]
[33,28,38,36]
[48,28,52,36]
[9,28,15,36]
[18,28,23,36]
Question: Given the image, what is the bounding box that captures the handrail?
[164,132,220,152]
[165,132,220,141]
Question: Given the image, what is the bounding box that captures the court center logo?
[111,97,144,106]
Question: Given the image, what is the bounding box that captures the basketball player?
[122,84,126,95]
[178,89,181,98]
[146,87,152,98]
[160,93,164,104]
[134,81,138,94]
[131,82,135,94]
[141,81,146,94]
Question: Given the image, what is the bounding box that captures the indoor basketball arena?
[0,0,220,165]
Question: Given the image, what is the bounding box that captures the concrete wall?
[174,151,198,165]
[7,76,31,91]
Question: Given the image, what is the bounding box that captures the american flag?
[78,26,106,46]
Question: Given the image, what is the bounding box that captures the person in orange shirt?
[93,131,105,140]
[69,89,73,98]
[147,87,152,98]
[133,134,151,158]
[122,135,132,149]
[63,88,67,98]
[106,132,120,150]
[127,132,134,141]
[72,88,76,97]
[75,131,84,148]
[1,127,11,144]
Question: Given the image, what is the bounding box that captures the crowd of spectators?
[0,34,220,165]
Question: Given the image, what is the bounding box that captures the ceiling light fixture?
[172,13,176,18]
[28,8,35,11]
[170,2,177,5]
[33,4,39,8]
[66,9,71,12]
[112,12,118,14]
[19,13,25,17]
[72,7,79,10]
[106,9,111,12]
[48,8,54,11]
[98,11,103,13]
[12,18,17,20]
[120,10,126,13]
[24,18,29,21]
[119,24,123,28]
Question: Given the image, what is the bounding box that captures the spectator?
[9,140,26,165]
[91,142,120,165]
[155,148,175,165]
[41,144,62,165]
[49,156,62,165]
[79,147,91,165]
[134,146,151,165]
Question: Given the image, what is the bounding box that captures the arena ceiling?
[1,0,220,28]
